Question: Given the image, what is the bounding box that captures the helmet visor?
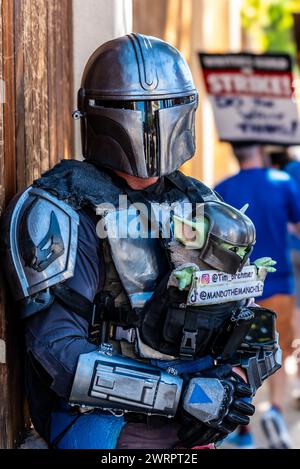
[86,95,197,177]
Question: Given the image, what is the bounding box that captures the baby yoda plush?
[169,202,276,291]
[139,201,276,359]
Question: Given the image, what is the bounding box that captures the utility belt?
[51,281,271,365]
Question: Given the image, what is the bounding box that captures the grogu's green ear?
[173,214,209,248]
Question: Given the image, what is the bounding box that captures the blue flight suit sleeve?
[25,209,103,398]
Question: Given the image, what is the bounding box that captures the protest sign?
[199,53,300,145]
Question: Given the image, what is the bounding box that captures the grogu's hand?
[253,257,277,278]
[174,266,198,290]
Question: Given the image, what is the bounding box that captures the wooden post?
[0,0,73,448]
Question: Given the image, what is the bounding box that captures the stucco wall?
[72,0,133,157]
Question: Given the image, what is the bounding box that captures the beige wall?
[181,0,242,186]
[72,0,133,157]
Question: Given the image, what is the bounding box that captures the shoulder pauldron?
[4,187,79,303]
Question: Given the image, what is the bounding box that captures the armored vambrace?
[69,347,183,416]
[69,348,254,437]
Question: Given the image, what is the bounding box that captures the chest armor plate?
[97,198,193,308]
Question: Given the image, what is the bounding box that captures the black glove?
[177,365,255,447]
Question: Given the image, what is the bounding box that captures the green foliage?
[241,0,300,56]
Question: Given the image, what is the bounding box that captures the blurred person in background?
[215,143,300,449]
[270,148,300,411]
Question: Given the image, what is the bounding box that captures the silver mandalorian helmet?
[76,33,198,178]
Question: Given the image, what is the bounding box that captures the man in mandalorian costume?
[1,34,281,449]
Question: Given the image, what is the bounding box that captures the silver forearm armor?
[69,346,183,417]
[69,346,233,422]
[69,339,281,420]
